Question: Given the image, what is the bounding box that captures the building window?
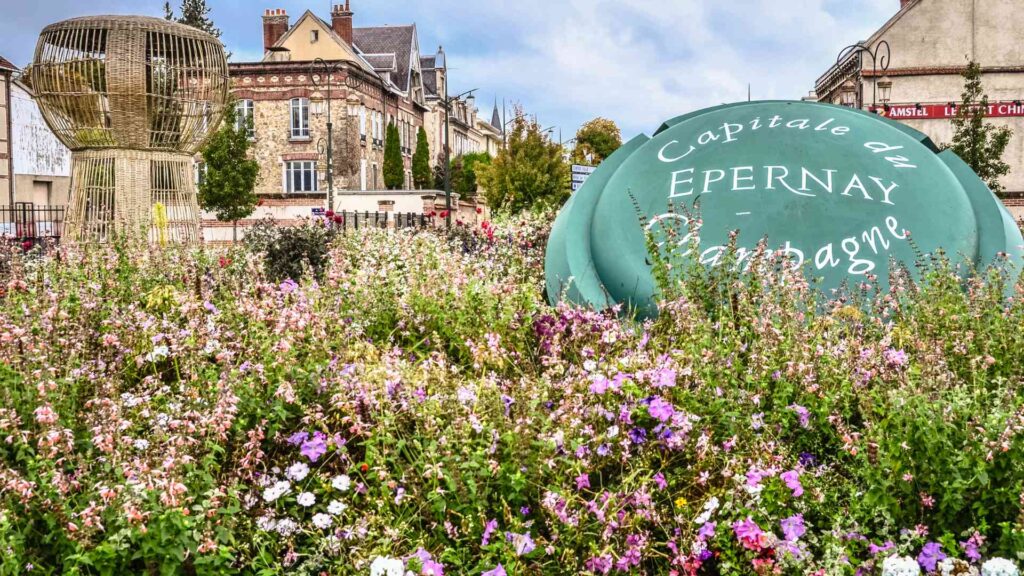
[372,163,378,189]
[360,158,367,190]
[284,161,318,193]
[359,106,367,141]
[290,98,309,139]
[236,99,254,138]
[311,30,319,43]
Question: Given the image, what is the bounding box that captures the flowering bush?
[0,214,1021,575]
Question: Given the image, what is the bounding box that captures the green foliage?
[478,111,569,214]
[571,117,622,164]
[2,216,1024,573]
[164,0,221,39]
[454,152,491,197]
[198,100,260,229]
[243,218,339,282]
[412,126,432,190]
[945,62,1014,193]
[383,122,404,190]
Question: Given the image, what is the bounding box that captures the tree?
[944,62,1013,193]
[383,122,404,190]
[412,126,432,190]
[572,117,622,165]
[478,109,569,214]
[455,152,491,197]
[199,101,260,242]
[164,0,221,39]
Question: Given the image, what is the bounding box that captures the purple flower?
[506,531,536,556]
[780,469,804,497]
[655,367,677,388]
[918,542,945,572]
[884,347,909,367]
[780,514,806,542]
[732,517,766,551]
[788,404,811,428]
[589,375,610,395]
[286,431,309,446]
[481,565,506,576]
[596,444,610,456]
[300,432,328,462]
[585,555,614,575]
[868,541,895,556]
[629,428,647,444]
[653,472,667,490]
[751,412,765,430]
[411,549,444,576]
[279,278,298,294]
[576,473,591,490]
[647,397,675,423]
[798,452,818,468]
[519,506,530,516]
[698,521,716,541]
[960,532,984,562]
[746,468,766,488]
[481,519,498,546]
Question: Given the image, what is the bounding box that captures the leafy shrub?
[243,218,339,282]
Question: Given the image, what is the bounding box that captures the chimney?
[332,2,354,46]
[263,9,289,52]
[900,0,912,9]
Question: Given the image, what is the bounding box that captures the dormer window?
[311,30,319,43]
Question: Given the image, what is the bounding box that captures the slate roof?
[352,25,415,92]
[491,104,502,131]
[0,56,17,72]
[363,53,397,71]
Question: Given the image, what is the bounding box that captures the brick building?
[230,3,442,200]
[812,0,1024,218]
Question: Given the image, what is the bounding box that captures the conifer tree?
[165,0,221,38]
[383,122,405,190]
[412,126,431,190]
[945,62,1013,193]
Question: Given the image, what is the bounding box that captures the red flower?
[439,211,449,218]
[333,215,343,224]
[325,210,335,218]
[20,241,32,251]
[476,207,483,214]
[359,463,369,473]
[218,256,230,268]
[428,211,437,217]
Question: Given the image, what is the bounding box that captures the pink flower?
[300,432,328,462]
[780,469,804,497]
[575,473,590,490]
[647,397,675,423]
[481,566,506,576]
[732,517,767,551]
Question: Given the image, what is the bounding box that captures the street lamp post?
[311,58,360,212]
[835,40,892,110]
[442,87,477,228]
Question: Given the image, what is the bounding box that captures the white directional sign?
[571,164,596,192]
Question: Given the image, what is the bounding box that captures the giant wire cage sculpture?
[28,15,229,244]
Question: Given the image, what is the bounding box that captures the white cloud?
[438,0,897,138]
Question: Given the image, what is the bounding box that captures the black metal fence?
[322,211,432,231]
[0,203,65,246]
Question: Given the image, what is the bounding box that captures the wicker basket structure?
[29,15,229,244]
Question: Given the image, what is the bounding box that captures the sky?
[0,0,898,140]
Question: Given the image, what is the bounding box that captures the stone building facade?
[0,56,71,208]
[812,0,1024,218]
[230,4,440,202]
[0,56,12,206]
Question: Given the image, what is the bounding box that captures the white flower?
[275,518,299,536]
[694,496,719,525]
[285,462,310,482]
[311,513,333,530]
[456,386,476,404]
[940,559,979,576]
[255,515,277,532]
[133,439,150,451]
[262,480,291,503]
[327,500,347,515]
[369,556,405,576]
[145,345,170,362]
[607,425,619,439]
[982,559,1020,576]
[882,555,922,576]
[296,492,316,507]
[331,474,351,492]
[583,359,597,372]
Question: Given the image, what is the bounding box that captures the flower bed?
[0,215,1021,575]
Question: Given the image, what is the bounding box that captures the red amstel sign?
[870,102,1024,120]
